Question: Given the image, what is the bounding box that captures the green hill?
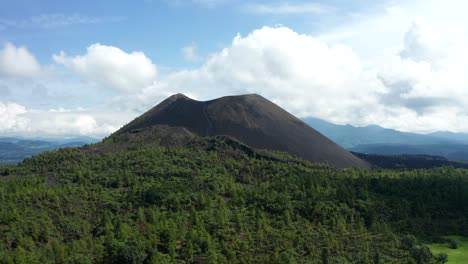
[0,131,467,263]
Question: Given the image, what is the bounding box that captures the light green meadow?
[429,236,468,264]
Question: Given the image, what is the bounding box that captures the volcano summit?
[115,94,369,168]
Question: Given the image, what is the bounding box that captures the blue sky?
[1,0,468,137]
[1,0,378,67]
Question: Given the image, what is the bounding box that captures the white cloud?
[367,11,468,132]
[182,43,201,62]
[0,42,41,78]
[138,26,380,124]
[0,102,130,137]
[399,21,442,63]
[0,102,29,133]
[245,2,332,15]
[25,110,116,137]
[53,44,158,93]
[6,0,468,136]
[134,22,468,133]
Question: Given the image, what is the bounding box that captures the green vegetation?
[429,236,468,264]
[0,136,467,263]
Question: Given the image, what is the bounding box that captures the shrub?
[448,238,458,249]
[435,253,448,263]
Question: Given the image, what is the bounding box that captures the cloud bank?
[0,102,125,137]
[139,22,468,133]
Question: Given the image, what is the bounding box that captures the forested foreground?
[0,137,467,263]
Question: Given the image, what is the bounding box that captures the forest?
[0,135,467,263]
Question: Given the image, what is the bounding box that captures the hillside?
[0,134,466,263]
[114,94,368,168]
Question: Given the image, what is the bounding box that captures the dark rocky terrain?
[114,93,369,168]
[353,152,468,169]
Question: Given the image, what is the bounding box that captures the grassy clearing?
[429,236,468,263]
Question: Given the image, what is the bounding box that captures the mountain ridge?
[114,93,369,168]
[0,136,99,164]
[304,117,468,161]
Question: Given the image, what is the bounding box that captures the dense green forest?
[0,134,467,263]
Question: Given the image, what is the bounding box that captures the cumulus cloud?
[132,23,468,133]
[375,20,468,130]
[24,110,113,136]
[139,26,379,125]
[0,102,29,133]
[53,44,158,92]
[0,42,41,78]
[6,0,468,136]
[400,22,438,62]
[0,102,129,137]
[11,23,468,136]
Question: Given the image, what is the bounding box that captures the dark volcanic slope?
[115,94,369,168]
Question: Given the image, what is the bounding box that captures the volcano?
[115,94,369,168]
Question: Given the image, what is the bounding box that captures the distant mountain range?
[2,113,468,164]
[0,136,99,164]
[304,117,468,161]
